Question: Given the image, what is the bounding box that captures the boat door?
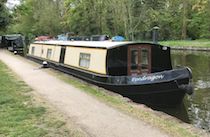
[59,46,66,64]
[128,46,151,76]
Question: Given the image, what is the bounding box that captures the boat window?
[131,49,138,70]
[31,47,35,55]
[79,53,91,68]
[141,48,149,70]
[46,49,52,59]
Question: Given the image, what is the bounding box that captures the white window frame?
[79,53,91,68]
[46,49,52,59]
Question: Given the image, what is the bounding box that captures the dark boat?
[27,40,193,107]
[0,34,24,55]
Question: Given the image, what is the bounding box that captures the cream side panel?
[41,45,53,60]
[41,45,48,59]
[40,45,46,59]
[39,45,61,62]
[35,45,42,57]
[29,44,61,62]
[29,44,34,54]
[65,47,107,74]
[90,49,107,74]
[29,44,42,57]
[52,46,61,62]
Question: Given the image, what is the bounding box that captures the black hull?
[27,56,193,107]
[100,84,186,107]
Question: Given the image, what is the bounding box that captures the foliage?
[7,0,210,40]
[8,0,64,37]
[0,0,10,33]
[188,0,210,39]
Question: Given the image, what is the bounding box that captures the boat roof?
[33,40,154,49]
[4,34,23,37]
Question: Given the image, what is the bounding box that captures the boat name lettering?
[131,75,164,82]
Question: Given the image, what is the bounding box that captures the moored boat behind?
[1,34,24,55]
[27,40,193,107]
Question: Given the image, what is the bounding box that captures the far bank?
[160,40,210,51]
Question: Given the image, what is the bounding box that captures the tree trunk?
[181,0,188,40]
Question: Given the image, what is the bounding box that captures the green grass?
[160,39,210,47]
[50,70,208,137]
[0,61,85,137]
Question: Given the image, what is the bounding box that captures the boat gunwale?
[27,55,191,87]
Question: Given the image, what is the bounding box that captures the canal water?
[168,50,210,132]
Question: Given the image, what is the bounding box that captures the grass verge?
[160,39,210,47]
[48,69,208,137]
[0,61,85,137]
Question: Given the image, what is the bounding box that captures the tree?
[8,0,210,40]
[9,0,64,36]
[188,0,210,39]
[0,0,10,33]
[181,0,188,39]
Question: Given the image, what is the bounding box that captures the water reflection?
[172,50,210,132]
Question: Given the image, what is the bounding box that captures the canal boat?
[1,34,24,54]
[27,40,193,107]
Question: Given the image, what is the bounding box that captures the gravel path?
[0,50,169,137]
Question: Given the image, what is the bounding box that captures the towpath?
[0,50,169,137]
